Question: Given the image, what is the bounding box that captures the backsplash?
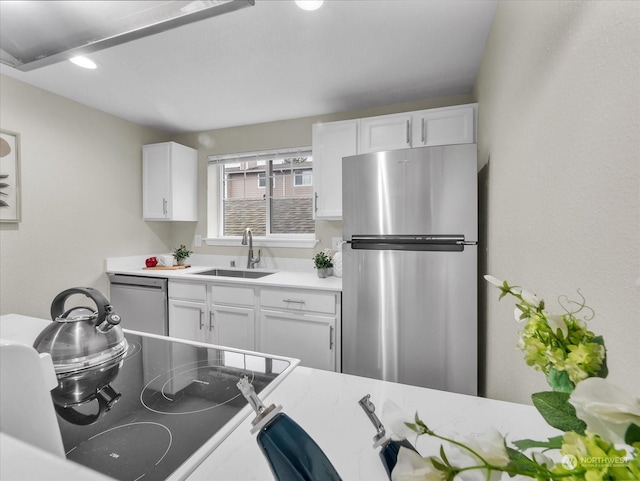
[105,253,315,273]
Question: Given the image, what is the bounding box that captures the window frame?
[257,171,276,189]
[294,168,312,187]
[206,147,317,249]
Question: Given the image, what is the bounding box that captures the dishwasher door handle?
[108,274,167,290]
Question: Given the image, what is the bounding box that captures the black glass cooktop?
[54,332,291,481]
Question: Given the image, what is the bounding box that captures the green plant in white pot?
[313,249,334,278]
[173,244,193,266]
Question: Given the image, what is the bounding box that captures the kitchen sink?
[191,268,274,279]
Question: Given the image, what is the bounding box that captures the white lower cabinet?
[259,309,337,371]
[169,299,207,344]
[168,279,341,372]
[258,287,341,371]
[168,281,208,343]
[209,304,255,351]
[209,284,256,351]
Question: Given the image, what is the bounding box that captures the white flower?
[484,275,503,287]
[382,400,418,442]
[520,289,541,308]
[546,313,569,339]
[531,451,554,469]
[391,448,445,481]
[569,377,640,445]
[442,429,509,481]
[461,428,510,467]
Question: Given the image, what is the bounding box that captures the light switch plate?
[194,235,202,247]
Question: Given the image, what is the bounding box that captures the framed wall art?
[0,129,21,223]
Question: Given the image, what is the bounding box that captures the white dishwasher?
[108,274,168,335]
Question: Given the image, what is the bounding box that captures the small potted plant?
[173,244,193,266]
[313,249,334,278]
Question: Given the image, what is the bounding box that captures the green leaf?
[546,368,574,393]
[513,435,564,450]
[592,336,609,379]
[439,445,451,467]
[505,447,539,476]
[625,423,640,445]
[532,391,586,434]
[404,422,417,432]
[431,456,449,473]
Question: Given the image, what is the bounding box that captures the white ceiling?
[0,0,498,134]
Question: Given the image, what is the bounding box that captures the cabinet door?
[412,105,475,147]
[168,143,198,222]
[143,143,171,220]
[359,114,412,154]
[312,120,357,220]
[260,310,336,371]
[210,305,256,351]
[168,299,206,343]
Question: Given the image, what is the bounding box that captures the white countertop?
[187,368,559,481]
[106,256,342,292]
[1,314,559,481]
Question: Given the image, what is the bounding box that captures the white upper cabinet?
[412,105,476,147]
[143,141,198,221]
[311,104,477,220]
[312,120,358,220]
[358,113,413,153]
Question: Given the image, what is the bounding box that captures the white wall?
[474,1,640,403]
[0,75,170,318]
[0,74,471,318]
[171,94,473,259]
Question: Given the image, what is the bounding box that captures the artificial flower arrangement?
[391,275,640,480]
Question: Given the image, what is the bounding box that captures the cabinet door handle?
[162,198,167,216]
[421,118,426,143]
[329,325,334,350]
[199,309,204,329]
[314,192,318,213]
[209,312,214,331]
[406,120,410,145]
[283,299,306,305]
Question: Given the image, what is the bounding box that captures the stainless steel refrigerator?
[342,144,477,396]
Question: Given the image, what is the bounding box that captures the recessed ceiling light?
[69,56,97,69]
[296,0,323,11]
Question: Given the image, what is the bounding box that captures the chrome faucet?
[241,228,261,269]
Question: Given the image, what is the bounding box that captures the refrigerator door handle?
[348,234,468,252]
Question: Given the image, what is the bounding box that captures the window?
[294,169,312,187]
[207,148,315,242]
[258,172,276,189]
